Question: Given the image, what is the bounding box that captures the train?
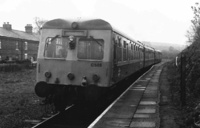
[35,19,162,111]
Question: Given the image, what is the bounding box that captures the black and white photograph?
[0,0,199,127]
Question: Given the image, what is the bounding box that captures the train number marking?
[91,63,102,67]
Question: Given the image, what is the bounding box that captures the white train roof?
[42,18,161,52]
[42,19,112,30]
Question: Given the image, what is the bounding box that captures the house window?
[25,42,28,50]
[16,42,19,50]
[0,40,1,49]
[25,53,28,59]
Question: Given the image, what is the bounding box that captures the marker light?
[71,22,78,29]
[67,73,75,80]
[45,71,51,78]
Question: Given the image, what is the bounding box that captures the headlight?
[69,36,76,49]
[71,22,78,29]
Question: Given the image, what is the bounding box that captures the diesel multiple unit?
[35,19,162,111]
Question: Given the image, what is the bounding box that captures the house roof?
[0,27,39,42]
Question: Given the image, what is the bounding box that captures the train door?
[143,47,146,68]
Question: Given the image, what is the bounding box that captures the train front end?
[35,19,113,110]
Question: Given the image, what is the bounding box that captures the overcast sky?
[0,0,199,46]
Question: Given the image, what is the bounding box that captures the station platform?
[89,62,164,128]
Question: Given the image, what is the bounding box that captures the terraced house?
[0,22,39,61]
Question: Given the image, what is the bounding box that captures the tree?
[33,17,48,34]
[182,2,200,98]
[186,3,200,44]
[184,2,200,68]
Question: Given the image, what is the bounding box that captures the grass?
[0,68,50,128]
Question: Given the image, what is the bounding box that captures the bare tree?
[33,17,47,34]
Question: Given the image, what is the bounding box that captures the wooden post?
[180,53,186,106]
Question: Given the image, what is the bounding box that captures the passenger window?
[78,38,104,60]
[123,41,127,49]
[123,41,127,61]
[117,37,121,47]
[131,44,133,50]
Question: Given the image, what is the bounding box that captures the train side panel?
[111,32,144,84]
[144,46,155,67]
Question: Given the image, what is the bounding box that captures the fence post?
[180,53,186,106]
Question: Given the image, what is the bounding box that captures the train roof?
[42,19,113,30]
[43,19,162,49]
[145,45,155,51]
[155,50,162,53]
[42,18,142,44]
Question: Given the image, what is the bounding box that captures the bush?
[0,59,33,72]
[0,64,21,72]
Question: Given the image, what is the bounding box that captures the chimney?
[3,22,12,30]
[25,24,33,33]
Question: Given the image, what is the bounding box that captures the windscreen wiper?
[51,35,60,42]
[90,36,102,46]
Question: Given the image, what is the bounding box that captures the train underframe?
[35,62,157,112]
[35,82,108,111]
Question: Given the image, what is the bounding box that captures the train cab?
[35,19,114,104]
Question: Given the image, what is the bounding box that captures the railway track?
[31,102,106,128]
[31,105,74,128]
[31,67,149,128]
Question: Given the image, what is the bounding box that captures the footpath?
[159,62,180,128]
